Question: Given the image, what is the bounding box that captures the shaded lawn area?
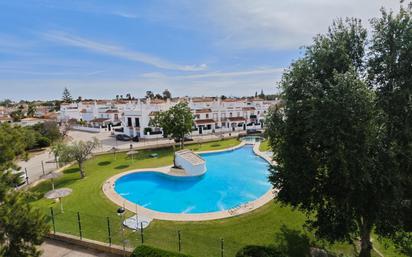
[29,138,404,257]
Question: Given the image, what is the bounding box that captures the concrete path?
[40,239,119,257]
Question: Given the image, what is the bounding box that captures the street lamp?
[109,147,119,161]
[117,207,126,256]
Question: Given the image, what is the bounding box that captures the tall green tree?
[267,18,405,257]
[55,138,101,178]
[150,102,193,149]
[368,5,412,253]
[0,123,49,257]
[27,103,37,117]
[62,87,73,103]
[162,89,172,99]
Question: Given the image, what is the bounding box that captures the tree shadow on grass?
[115,164,130,170]
[274,225,311,257]
[63,167,80,174]
[98,161,111,166]
[211,143,221,147]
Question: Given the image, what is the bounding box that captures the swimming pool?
[114,145,271,214]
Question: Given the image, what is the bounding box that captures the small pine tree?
[62,87,73,103]
[259,89,265,99]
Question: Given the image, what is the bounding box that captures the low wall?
[72,126,102,133]
[47,232,131,256]
[141,133,164,139]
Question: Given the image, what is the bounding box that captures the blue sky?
[0,0,400,100]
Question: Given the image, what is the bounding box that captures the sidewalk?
[41,239,119,257]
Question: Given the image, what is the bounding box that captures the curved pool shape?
[114,145,271,214]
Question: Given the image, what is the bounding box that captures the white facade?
[58,97,279,138]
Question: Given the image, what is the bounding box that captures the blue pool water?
[114,145,271,214]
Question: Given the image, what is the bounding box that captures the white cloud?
[42,31,208,71]
[148,0,401,50]
[141,67,284,80]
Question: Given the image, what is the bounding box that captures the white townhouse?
[58,97,279,138]
[121,98,176,139]
[59,100,126,126]
[189,97,275,135]
[120,97,279,138]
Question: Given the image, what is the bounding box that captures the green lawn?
[259,140,271,152]
[29,138,404,257]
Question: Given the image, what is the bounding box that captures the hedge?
[235,245,284,257]
[130,245,193,257]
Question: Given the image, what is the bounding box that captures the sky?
[0,0,401,101]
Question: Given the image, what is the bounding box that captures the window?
[206,114,209,118]
[135,118,140,127]
[127,117,132,127]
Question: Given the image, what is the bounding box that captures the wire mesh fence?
[43,207,240,257]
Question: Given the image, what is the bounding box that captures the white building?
[58,97,279,138]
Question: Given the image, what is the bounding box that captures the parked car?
[132,136,139,142]
[116,134,132,141]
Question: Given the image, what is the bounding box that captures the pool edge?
[102,142,278,221]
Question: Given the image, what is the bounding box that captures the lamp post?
[109,147,119,161]
[117,207,126,256]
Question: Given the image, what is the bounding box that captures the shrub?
[35,136,51,148]
[131,245,193,257]
[144,127,153,134]
[236,245,284,257]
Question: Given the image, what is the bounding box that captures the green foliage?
[0,123,28,170]
[55,138,101,178]
[0,99,12,106]
[10,109,24,122]
[131,245,193,257]
[62,87,73,103]
[236,245,283,257]
[267,15,410,257]
[32,121,62,142]
[0,192,49,257]
[368,4,412,240]
[144,127,153,134]
[27,103,36,117]
[0,126,49,257]
[163,89,172,99]
[150,102,194,148]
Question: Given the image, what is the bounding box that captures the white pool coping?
[102,141,277,221]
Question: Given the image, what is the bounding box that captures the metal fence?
[43,207,235,257]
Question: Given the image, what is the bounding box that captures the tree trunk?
[359,221,372,257]
[78,161,85,178]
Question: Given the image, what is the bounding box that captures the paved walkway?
[40,239,119,257]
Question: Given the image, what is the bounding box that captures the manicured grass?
[29,138,404,257]
[259,140,271,152]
